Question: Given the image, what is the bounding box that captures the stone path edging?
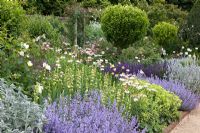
[170,103,200,133]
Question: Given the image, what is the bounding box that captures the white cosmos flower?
[195,47,198,50]
[18,51,24,56]
[43,62,51,71]
[22,43,29,49]
[136,86,143,90]
[68,60,73,63]
[27,61,33,67]
[133,98,139,102]
[185,52,188,55]
[187,48,192,52]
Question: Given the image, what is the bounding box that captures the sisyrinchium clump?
[0,79,45,133]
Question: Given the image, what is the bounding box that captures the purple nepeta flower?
[145,77,199,111]
[104,61,167,79]
[43,91,145,133]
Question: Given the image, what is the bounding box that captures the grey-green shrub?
[0,0,25,36]
[101,5,149,49]
[166,58,200,94]
[153,22,179,53]
[0,79,44,132]
[85,21,104,43]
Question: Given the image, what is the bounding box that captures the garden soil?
[171,104,200,133]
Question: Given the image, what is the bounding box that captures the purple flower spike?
[43,91,145,133]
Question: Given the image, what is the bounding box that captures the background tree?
[181,0,200,48]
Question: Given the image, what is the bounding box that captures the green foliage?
[25,15,61,45]
[82,0,110,7]
[27,0,69,16]
[0,79,44,132]
[0,31,40,97]
[0,0,25,36]
[182,0,200,48]
[153,22,179,53]
[146,3,188,27]
[167,0,195,10]
[101,5,149,49]
[119,37,161,64]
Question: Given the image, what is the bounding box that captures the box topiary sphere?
[101,5,149,49]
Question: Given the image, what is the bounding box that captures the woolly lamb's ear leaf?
[0,78,45,132]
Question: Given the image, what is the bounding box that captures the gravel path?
[171,104,200,133]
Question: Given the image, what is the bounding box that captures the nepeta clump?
[0,79,44,133]
[43,91,145,133]
[104,61,167,79]
[146,77,199,111]
[166,58,200,94]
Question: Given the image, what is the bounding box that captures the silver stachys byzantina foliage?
[43,91,146,133]
[166,58,200,94]
[0,79,45,133]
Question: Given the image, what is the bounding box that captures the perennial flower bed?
[1,0,200,133]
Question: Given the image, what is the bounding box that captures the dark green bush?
[182,0,200,48]
[29,0,69,16]
[101,5,149,49]
[147,3,188,27]
[119,37,161,64]
[0,0,25,36]
[26,15,61,45]
[81,0,110,7]
[153,22,179,54]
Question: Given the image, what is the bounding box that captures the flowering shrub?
[104,61,167,79]
[0,79,44,132]
[166,58,200,94]
[44,91,145,133]
[146,77,199,111]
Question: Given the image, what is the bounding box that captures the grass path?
[171,104,200,133]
